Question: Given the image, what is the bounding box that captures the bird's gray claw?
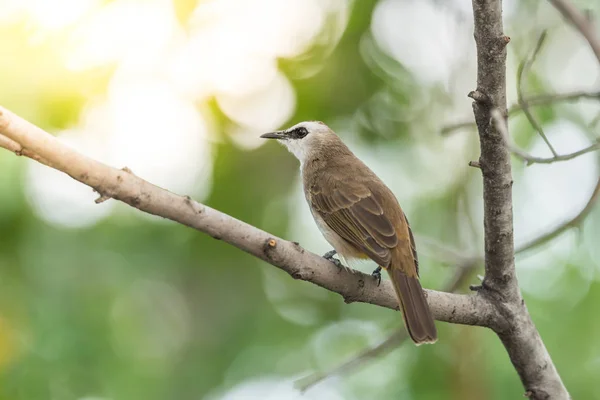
[323,250,343,269]
[323,250,337,260]
[371,266,382,286]
[330,258,343,268]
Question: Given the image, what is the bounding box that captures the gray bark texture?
[470,0,570,398]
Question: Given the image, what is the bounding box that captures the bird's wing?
[309,180,400,267]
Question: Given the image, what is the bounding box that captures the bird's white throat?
[280,138,311,166]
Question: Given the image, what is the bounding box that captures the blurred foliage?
[1,0,600,399]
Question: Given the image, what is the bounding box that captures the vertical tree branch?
[471,0,517,300]
[471,1,570,398]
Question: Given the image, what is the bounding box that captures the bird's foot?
[371,266,382,286]
[323,250,344,269]
[323,250,337,260]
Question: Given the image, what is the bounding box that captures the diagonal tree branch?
[470,0,569,398]
[296,329,409,392]
[0,106,501,331]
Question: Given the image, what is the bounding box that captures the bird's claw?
[323,250,337,260]
[323,250,343,269]
[330,258,343,268]
[371,266,382,286]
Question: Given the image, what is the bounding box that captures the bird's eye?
[296,127,308,138]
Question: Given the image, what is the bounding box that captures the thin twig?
[441,120,477,134]
[517,31,558,157]
[440,91,600,135]
[295,330,409,392]
[490,107,600,165]
[548,0,600,63]
[512,140,600,165]
[526,91,600,106]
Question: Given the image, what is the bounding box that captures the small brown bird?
[260,121,437,345]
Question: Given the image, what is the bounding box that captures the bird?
[260,121,437,345]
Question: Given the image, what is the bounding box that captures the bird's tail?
[387,267,438,345]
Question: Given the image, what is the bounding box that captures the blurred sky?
[1,0,600,399]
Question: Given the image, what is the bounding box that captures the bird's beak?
[260,131,285,139]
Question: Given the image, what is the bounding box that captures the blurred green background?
[1,0,600,399]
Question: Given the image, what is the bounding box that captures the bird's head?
[260,121,337,164]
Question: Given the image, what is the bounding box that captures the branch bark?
[470,0,569,398]
[0,106,500,331]
[471,0,514,297]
